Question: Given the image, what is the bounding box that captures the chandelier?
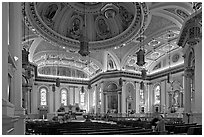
[136,49,146,66]
[78,3,90,57]
[78,34,90,56]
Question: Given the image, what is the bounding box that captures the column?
[2,2,8,101]
[73,87,75,105]
[104,93,108,113]
[9,2,25,134]
[69,86,73,105]
[52,85,55,112]
[117,91,121,114]
[168,92,173,112]
[28,89,32,114]
[87,88,90,112]
[184,70,192,114]
[146,83,150,113]
[95,84,98,113]
[75,87,80,104]
[160,81,166,113]
[121,81,126,115]
[100,82,104,114]
[193,42,202,124]
[32,84,38,114]
[135,82,140,113]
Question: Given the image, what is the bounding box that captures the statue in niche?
[173,91,179,106]
[97,18,111,39]
[69,18,81,39]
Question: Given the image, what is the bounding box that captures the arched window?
[139,89,144,104]
[40,88,47,106]
[61,89,68,106]
[93,90,96,106]
[80,92,85,106]
[154,85,160,105]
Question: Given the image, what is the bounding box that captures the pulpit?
[38,106,48,119]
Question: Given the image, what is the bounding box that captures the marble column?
[87,88,90,112]
[168,92,173,112]
[73,87,75,105]
[104,93,108,113]
[117,91,121,114]
[2,2,8,101]
[9,2,25,134]
[184,69,193,114]
[94,84,97,114]
[146,83,150,112]
[135,82,140,113]
[121,81,126,115]
[193,41,202,124]
[52,85,55,112]
[100,82,104,114]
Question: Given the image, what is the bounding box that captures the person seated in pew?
[137,118,141,122]
[155,114,166,132]
[151,117,159,131]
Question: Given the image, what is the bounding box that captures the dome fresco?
[23,2,196,79]
[25,2,147,50]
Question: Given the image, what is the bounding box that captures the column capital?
[117,91,122,94]
[184,67,194,78]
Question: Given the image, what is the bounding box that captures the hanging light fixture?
[141,69,147,80]
[87,52,92,90]
[136,29,145,66]
[81,86,85,93]
[56,78,60,87]
[78,3,90,56]
[88,82,92,89]
[136,49,145,66]
[167,38,171,84]
[78,34,90,56]
[52,84,56,92]
[56,44,60,87]
[140,81,144,90]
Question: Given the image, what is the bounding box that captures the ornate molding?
[184,67,194,78]
[177,9,202,48]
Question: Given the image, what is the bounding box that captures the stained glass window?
[139,89,144,104]
[40,88,47,106]
[154,85,160,105]
[61,89,67,106]
[80,93,85,105]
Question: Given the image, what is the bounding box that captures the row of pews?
[116,120,202,135]
[26,120,155,135]
[165,123,202,135]
[26,118,202,135]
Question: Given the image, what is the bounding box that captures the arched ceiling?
[22,2,196,80]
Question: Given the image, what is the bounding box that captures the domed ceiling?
[22,2,196,80]
[25,2,148,50]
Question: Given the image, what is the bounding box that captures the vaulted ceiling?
[22,2,195,80]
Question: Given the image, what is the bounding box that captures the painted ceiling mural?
[22,2,195,80]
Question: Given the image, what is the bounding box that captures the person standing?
[155,115,166,134]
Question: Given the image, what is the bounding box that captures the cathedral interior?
[2,2,202,135]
